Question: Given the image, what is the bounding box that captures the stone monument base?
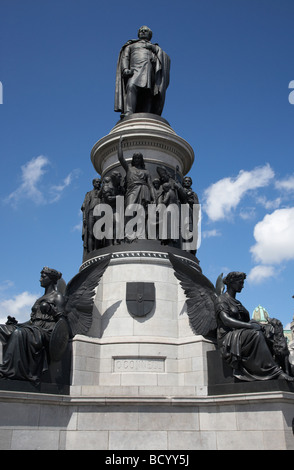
[0,339,294,450]
[0,385,293,450]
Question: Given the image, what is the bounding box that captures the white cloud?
[239,207,256,220]
[250,207,294,265]
[275,175,294,192]
[4,155,80,207]
[0,291,39,324]
[5,155,49,206]
[0,280,14,292]
[256,196,282,210]
[203,164,275,221]
[49,169,80,203]
[202,229,221,238]
[247,265,276,284]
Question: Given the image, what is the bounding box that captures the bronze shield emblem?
[126,282,155,317]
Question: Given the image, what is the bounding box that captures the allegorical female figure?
[214,271,294,382]
[0,267,64,384]
[118,136,156,209]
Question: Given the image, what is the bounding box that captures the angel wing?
[168,253,217,336]
[64,255,111,337]
[215,273,224,296]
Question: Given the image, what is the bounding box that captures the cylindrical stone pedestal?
[70,114,214,396]
[91,113,194,179]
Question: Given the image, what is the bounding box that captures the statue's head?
[163,182,171,192]
[40,267,62,287]
[92,178,101,189]
[183,176,192,188]
[103,176,111,184]
[152,178,160,189]
[138,25,152,41]
[111,171,122,184]
[223,271,246,292]
[131,152,145,169]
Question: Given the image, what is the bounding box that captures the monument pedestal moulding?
[0,26,294,451]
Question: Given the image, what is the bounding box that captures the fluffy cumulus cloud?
[202,164,294,284]
[4,155,80,207]
[0,291,39,324]
[203,164,275,221]
[247,265,276,284]
[250,207,294,265]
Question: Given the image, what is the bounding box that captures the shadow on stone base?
[207,349,294,395]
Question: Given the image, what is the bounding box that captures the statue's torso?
[30,291,59,329]
[124,40,156,89]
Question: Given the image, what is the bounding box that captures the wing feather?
[64,255,111,337]
[168,253,217,336]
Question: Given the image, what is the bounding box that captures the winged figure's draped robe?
[215,292,282,381]
[0,291,63,384]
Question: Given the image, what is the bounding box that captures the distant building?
[288,317,294,364]
[252,305,269,323]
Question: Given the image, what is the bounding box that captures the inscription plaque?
[113,356,165,373]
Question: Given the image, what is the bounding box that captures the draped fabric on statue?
[0,294,58,384]
[215,292,282,381]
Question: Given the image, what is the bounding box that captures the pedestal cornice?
[91,113,195,176]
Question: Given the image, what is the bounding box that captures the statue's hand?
[123,69,134,77]
[249,320,262,331]
[6,316,18,325]
[145,43,156,53]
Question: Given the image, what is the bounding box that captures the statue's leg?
[0,324,16,344]
[0,324,17,363]
[144,89,153,113]
[125,83,138,115]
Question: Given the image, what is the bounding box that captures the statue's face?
[138,26,152,40]
[183,177,192,188]
[40,271,51,288]
[113,172,121,183]
[132,154,143,167]
[231,278,245,293]
[93,179,101,189]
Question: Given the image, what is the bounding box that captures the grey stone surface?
[0,390,294,449]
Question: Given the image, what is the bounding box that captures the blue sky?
[1,0,294,329]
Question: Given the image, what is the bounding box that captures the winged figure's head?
[223,272,246,293]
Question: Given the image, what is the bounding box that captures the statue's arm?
[121,44,133,77]
[219,310,261,331]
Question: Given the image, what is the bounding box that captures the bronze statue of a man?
[114,26,170,117]
[81,178,101,254]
